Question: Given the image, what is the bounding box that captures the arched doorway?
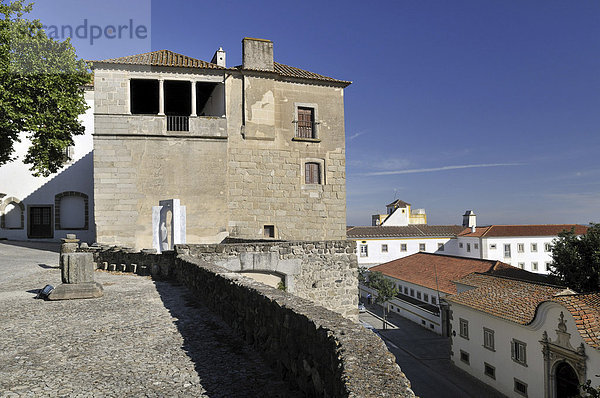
[555,362,580,398]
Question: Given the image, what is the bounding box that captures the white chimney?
[462,210,477,228]
[211,47,226,67]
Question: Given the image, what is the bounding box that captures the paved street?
[360,303,507,398]
[0,241,299,398]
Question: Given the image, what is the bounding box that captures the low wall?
[83,245,415,397]
[182,240,358,320]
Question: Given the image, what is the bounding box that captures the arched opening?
[4,203,22,229]
[238,271,285,290]
[555,362,580,398]
[59,196,86,229]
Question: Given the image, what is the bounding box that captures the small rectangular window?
[404,286,408,294]
[438,243,445,251]
[417,291,422,299]
[511,339,527,366]
[518,262,525,269]
[381,244,388,253]
[504,244,511,258]
[531,243,538,252]
[467,243,471,252]
[474,243,479,249]
[490,244,497,250]
[410,288,414,297]
[296,107,315,138]
[545,243,552,252]
[305,162,321,184]
[459,318,469,339]
[532,262,538,271]
[545,262,552,271]
[424,293,429,301]
[517,243,525,253]
[483,328,495,351]
[460,350,470,365]
[419,243,426,251]
[264,225,275,238]
[400,243,407,252]
[431,296,437,304]
[459,243,464,248]
[360,245,368,257]
[484,363,496,379]
[514,379,528,397]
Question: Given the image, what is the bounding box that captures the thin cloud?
[359,163,524,176]
[348,131,366,140]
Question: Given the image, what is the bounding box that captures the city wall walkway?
[0,242,299,397]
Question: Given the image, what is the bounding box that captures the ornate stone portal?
[541,312,587,398]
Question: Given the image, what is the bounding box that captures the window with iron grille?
[484,363,496,379]
[359,245,368,257]
[305,162,321,184]
[514,379,528,396]
[296,107,315,138]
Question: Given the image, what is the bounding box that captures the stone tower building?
[92,38,350,249]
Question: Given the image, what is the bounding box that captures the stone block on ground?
[61,253,95,284]
[47,282,104,300]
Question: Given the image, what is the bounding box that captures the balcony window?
[296,107,315,138]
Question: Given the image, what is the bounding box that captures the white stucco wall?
[450,301,600,398]
[0,90,95,243]
[480,236,555,274]
[354,237,458,268]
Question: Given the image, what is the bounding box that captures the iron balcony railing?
[167,115,189,132]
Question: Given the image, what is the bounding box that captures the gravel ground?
[0,241,300,398]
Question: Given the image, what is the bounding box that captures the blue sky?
[31,0,600,226]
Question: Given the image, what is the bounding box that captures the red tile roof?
[551,293,600,349]
[347,225,465,239]
[369,252,545,295]
[448,274,600,350]
[94,50,224,69]
[448,273,566,323]
[92,50,351,85]
[459,224,588,237]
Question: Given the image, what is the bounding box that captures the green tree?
[367,271,398,329]
[550,223,600,293]
[0,0,90,176]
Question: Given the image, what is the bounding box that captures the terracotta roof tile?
[551,294,600,349]
[347,225,465,239]
[459,224,588,237]
[369,252,545,295]
[447,273,566,324]
[273,62,351,85]
[93,50,224,69]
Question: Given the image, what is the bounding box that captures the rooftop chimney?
[211,47,226,67]
[242,37,274,71]
[462,210,477,229]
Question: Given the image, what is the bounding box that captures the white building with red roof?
[363,252,547,335]
[448,273,600,398]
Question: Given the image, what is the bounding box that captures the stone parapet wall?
[181,240,358,320]
[81,244,414,397]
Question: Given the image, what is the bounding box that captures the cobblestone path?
[0,242,300,398]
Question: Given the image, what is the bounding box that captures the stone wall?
[82,245,414,397]
[181,240,358,319]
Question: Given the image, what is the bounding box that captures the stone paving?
[0,241,300,397]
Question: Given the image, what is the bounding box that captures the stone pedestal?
[48,252,103,300]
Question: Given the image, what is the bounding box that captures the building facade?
[448,273,600,398]
[362,252,545,335]
[0,89,95,243]
[92,38,350,249]
[371,199,427,226]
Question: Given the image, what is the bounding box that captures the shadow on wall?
[0,152,95,243]
[151,279,303,397]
